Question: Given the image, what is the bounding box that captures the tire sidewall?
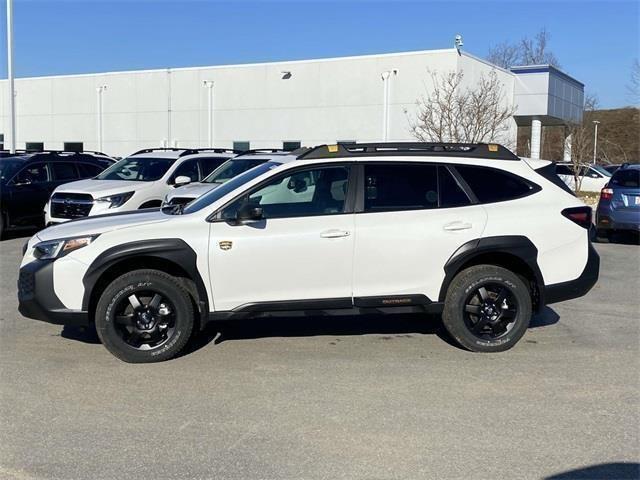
[96,271,193,363]
[444,267,532,352]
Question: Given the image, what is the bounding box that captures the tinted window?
[199,157,230,179]
[455,165,536,203]
[96,157,173,181]
[555,165,573,176]
[283,141,301,151]
[172,159,199,183]
[25,142,44,152]
[64,142,83,152]
[51,162,78,181]
[610,169,640,188]
[233,141,250,152]
[77,163,103,178]
[222,166,349,219]
[13,163,48,184]
[203,159,269,184]
[364,164,438,212]
[439,167,471,207]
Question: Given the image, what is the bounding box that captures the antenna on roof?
[455,34,464,55]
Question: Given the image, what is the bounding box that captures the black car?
[0,151,114,237]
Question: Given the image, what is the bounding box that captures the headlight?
[33,235,99,260]
[96,191,134,208]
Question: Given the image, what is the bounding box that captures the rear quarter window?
[454,165,539,204]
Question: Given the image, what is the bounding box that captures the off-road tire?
[442,265,532,352]
[95,269,194,363]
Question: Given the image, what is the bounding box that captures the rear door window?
[51,162,79,181]
[364,164,438,212]
[454,165,537,204]
[77,163,103,178]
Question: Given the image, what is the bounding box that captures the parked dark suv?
[0,150,114,238]
[596,163,640,240]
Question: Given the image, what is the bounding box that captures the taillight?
[561,206,592,229]
[600,187,613,200]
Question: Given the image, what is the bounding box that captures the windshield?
[0,160,22,184]
[95,157,174,181]
[180,162,280,214]
[203,158,270,184]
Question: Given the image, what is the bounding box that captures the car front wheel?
[95,269,195,363]
[442,265,532,352]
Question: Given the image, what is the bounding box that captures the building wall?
[1,49,518,157]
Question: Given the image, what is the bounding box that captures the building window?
[25,142,44,152]
[233,141,250,152]
[337,140,356,145]
[0,133,4,150]
[64,142,83,152]
[282,141,301,151]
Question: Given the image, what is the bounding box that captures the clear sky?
[0,0,638,108]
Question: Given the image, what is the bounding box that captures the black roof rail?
[0,149,111,157]
[298,142,520,161]
[131,147,187,156]
[178,148,240,156]
[236,148,287,155]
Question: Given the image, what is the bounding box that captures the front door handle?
[320,229,351,238]
[443,221,472,231]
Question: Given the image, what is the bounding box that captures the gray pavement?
[0,233,638,480]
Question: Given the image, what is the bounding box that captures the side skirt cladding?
[82,239,209,322]
[439,236,545,310]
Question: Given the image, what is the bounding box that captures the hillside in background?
[517,107,640,164]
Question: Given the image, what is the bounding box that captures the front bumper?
[544,241,600,305]
[18,259,89,326]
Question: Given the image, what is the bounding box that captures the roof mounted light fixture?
[455,34,463,55]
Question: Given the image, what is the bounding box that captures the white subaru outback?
[44,148,236,224]
[19,143,599,363]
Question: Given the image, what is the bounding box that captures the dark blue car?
[596,164,640,240]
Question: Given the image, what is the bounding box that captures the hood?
[35,209,170,242]
[53,179,153,197]
[167,182,218,199]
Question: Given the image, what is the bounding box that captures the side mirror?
[174,175,191,187]
[236,203,264,223]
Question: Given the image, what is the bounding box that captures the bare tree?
[627,59,640,105]
[486,28,560,68]
[566,93,599,193]
[409,69,516,145]
[487,41,520,69]
[520,28,561,67]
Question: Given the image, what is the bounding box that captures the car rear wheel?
[442,265,532,352]
[95,269,194,363]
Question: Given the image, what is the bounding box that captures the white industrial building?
[0,48,584,158]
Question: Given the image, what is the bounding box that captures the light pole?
[380,69,398,142]
[592,120,600,164]
[203,80,214,147]
[96,85,107,152]
[6,0,16,153]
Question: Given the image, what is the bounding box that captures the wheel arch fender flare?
[82,238,209,319]
[438,235,545,307]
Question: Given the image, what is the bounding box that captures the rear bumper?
[544,242,600,305]
[18,259,89,326]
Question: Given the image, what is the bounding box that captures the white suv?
[163,150,298,207]
[555,162,612,193]
[44,148,236,224]
[19,143,599,363]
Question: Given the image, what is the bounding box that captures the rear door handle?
[320,229,351,238]
[443,221,472,231]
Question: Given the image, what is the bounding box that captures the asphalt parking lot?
[0,233,638,480]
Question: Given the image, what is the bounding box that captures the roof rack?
[180,148,240,156]
[236,149,287,155]
[131,147,187,156]
[0,149,111,157]
[298,142,519,161]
